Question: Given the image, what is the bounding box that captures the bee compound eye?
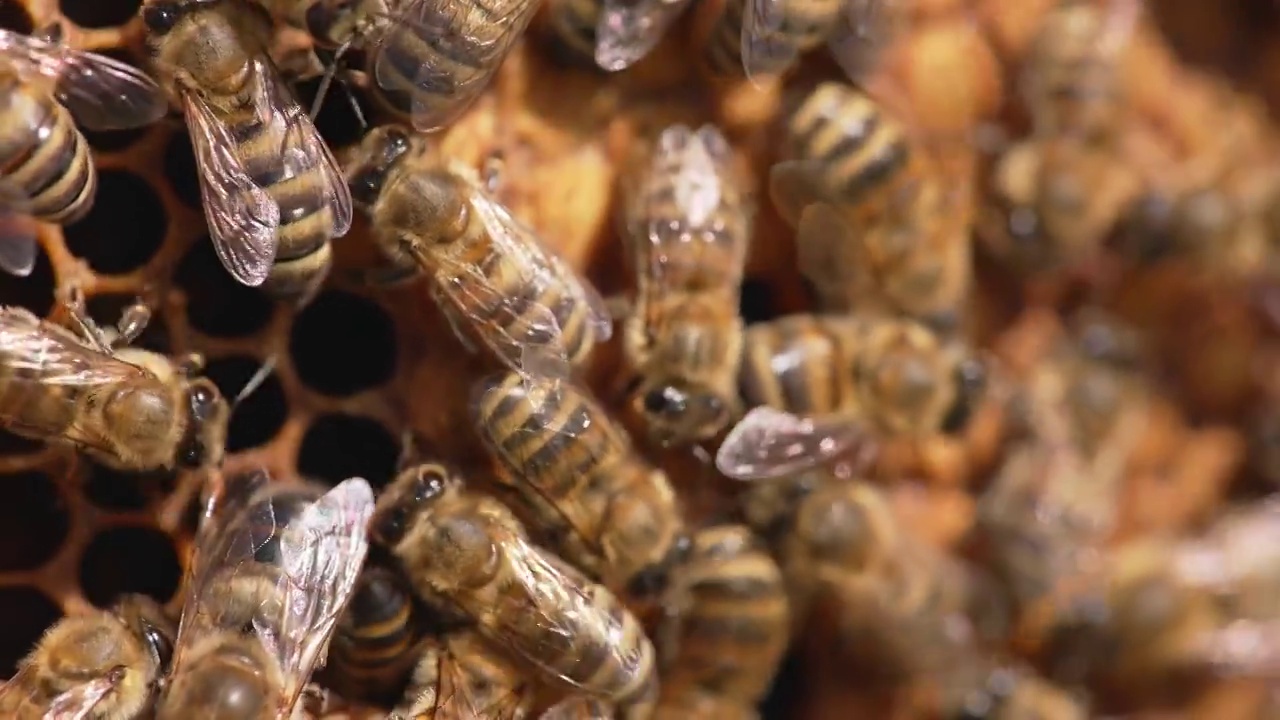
[143,4,180,33]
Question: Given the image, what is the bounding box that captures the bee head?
[141,0,199,35]
[178,379,228,469]
[371,463,452,547]
[632,377,734,447]
[346,125,414,208]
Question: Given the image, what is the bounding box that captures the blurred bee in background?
[545,0,694,72]
[156,473,374,720]
[0,303,229,472]
[655,525,789,716]
[473,370,688,601]
[0,24,166,277]
[371,463,659,717]
[325,564,422,703]
[981,0,1144,279]
[770,82,974,332]
[343,126,613,374]
[0,594,175,719]
[540,695,616,719]
[615,123,752,448]
[693,0,844,82]
[389,630,536,720]
[947,664,1087,720]
[296,0,539,131]
[717,313,986,481]
[142,0,353,305]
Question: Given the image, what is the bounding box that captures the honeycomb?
[4,0,1280,717]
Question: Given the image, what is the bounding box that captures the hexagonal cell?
[291,290,396,397]
[0,587,61,677]
[63,170,167,275]
[80,49,153,153]
[293,76,375,149]
[79,525,181,608]
[740,277,777,326]
[175,238,274,339]
[83,462,173,513]
[298,413,399,489]
[0,470,70,573]
[0,246,55,317]
[60,0,142,28]
[163,131,202,210]
[204,355,288,452]
[0,2,33,34]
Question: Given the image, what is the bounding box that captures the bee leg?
[60,283,113,354]
[231,355,277,407]
[396,430,420,472]
[113,301,153,349]
[176,353,206,377]
[32,22,63,44]
[480,152,506,195]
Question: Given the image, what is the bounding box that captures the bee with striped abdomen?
[327,564,422,703]
[544,0,694,71]
[694,0,844,82]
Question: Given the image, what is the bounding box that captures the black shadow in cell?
[204,355,288,452]
[63,170,167,275]
[0,246,55,316]
[0,429,42,455]
[759,649,808,720]
[79,525,182,608]
[290,290,396,397]
[78,48,153,152]
[162,131,202,210]
[0,470,69,572]
[59,0,142,28]
[175,238,274,338]
[0,3,33,33]
[84,461,173,512]
[85,292,171,354]
[0,588,61,677]
[298,413,399,489]
[293,75,374,149]
[740,277,777,326]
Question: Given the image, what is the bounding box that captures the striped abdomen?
[739,314,864,416]
[328,567,418,701]
[0,81,95,224]
[783,82,912,206]
[703,0,842,77]
[664,525,789,704]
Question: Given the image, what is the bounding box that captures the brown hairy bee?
[694,0,844,82]
[0,304,228,471]
[389,631,536,720]
[769,81,973,330]
[473,369,688,600]
[326,564,421,703]
[0,25,165,278]
[0,595,175,720]
[616,123,752,447]
[142,0,352,305]
[543,0,694,71]
[156,472,374,720]
[370,463,659,717]
[343,125,613,373]
[717,313,986,480]
[657,525,789,709]
[293,0,538,131]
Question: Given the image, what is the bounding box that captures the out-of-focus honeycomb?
[7,0,1280,717]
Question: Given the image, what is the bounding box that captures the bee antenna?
[232,355,277,409]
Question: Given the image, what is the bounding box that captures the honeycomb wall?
[1,0,1280,717]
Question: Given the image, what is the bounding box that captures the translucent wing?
[42,668,124,720]
[269,477,374,712]
[371,0,539,132]
[741,0,797,83]
[0,212,37,277]
[827,0,899,83]
[0,28,166,130]
[434,635,532,720]
[0,305,152,384]
[716,406,870,481]
[181,88,279,286]
[595,0,694,71]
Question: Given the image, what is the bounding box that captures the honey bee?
[297,0,538,131]
[543,0,694,71]
[770,81,973,329]
[389,631,535,720]
[949,665,1087,720]
[371,462,659,716]
[156,472,374,719]
[657,525,789,709]
[0,594,175,720]
[326,564,421,702]
[343,126,613,373]
[696,0,844,82]
[142,0,353,305]
[0,305,228,471]
[616,123,752,447]
[0,25,165,278]
[473,370,688,599]
[717,313,986,480]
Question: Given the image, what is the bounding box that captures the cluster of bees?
[2,0,1280,718]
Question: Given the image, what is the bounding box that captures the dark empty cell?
[291,290,396,396]
[163,131,202,210]
[85,293,170,354]
[204,355,287,451]
[80,526,181,608]
[60,0,141,28]
[63,170,166,274]
[0,428,42,455]
[0,587,60,677]
[740,277,776,325]
[0,246,54,316]
[0,2,33,33]
[293,75,373,148]
[78,48,152,152]
[0,471,68,572]
[84,461,173,512]
[760,649,806,720]
[298,413,399,489]
[175,238,274,338]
